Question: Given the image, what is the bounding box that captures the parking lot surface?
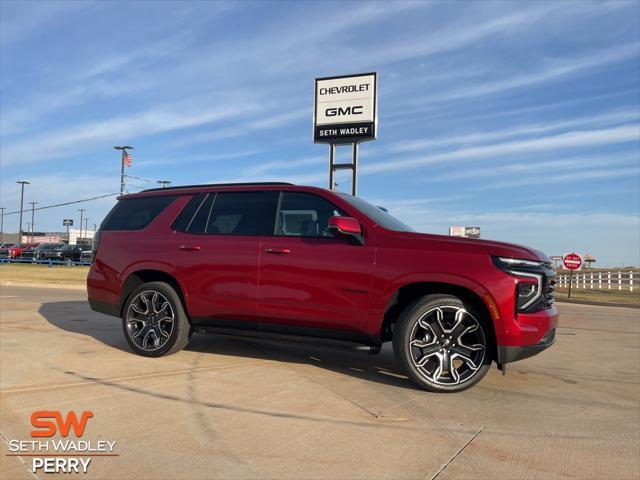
[1,285,639,479]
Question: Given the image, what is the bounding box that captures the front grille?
[542,273,556,309]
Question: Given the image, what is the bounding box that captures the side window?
[102,196,177,231]
[172,193,206,232]
[187,194,215,233]
[275,192,344,237]
[173,191,278,235]
[207,192,277,235]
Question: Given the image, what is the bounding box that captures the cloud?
[172,109,310,147]
[389,109,640,153]
[0,1,89,45]
[363,124,640,175]
[0,97,265,165]
[412,43,640,105]
[422,152,639,183]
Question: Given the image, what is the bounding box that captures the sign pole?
[351,142,359,196]
[328,144,336,190]
[568,270,573,299]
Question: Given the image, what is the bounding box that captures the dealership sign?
[563,252,583,271]
[449,226,481,239]
[314,72,377,144]
[63,219,73,226]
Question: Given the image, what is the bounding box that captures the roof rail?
[141,182,294,193]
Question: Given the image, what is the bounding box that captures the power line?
[2,193,119,216]
[123,174,157,184]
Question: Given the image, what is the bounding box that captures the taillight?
[91,231,101,263]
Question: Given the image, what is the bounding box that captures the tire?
[393,294,492,393]
[122,281,191,357]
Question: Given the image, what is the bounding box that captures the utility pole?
[16,180,30,242]
[78,209,85,244]
[84,218,89,240]
[29,202,37,243]
[114,145,134,195]
[157,180,171,188]
[0,207,5,243]
[93,223,97,234]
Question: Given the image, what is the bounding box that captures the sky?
[1,0,639,266]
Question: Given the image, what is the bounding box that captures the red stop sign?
[563,253,582,270]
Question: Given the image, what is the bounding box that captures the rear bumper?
[88,297,120,317]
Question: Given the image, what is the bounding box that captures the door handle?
[264,248,290,255]
[179,245,201,251]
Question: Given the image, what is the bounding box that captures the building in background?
[18,228,95,245]
[449,226,481,239]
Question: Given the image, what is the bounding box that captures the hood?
[386,231,549,263]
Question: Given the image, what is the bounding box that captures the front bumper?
[497,328,556,363]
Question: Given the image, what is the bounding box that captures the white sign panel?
[449,226,481,238]
[314,72,377,144]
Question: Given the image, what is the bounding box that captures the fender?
[119,261,190,315]
[364,271,500,336]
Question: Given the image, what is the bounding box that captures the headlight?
[492,256,543,311]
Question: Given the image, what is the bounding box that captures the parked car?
[20,243,64,261]
[88,182,557,393]
[80,248,93,263]
[6,243,39,259]
[44,244,91,262]
[0,243,16,257]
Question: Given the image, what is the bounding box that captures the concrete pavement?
[1,286,638,479]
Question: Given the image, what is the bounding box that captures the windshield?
[337,193,415,232]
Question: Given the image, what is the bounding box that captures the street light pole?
[16,180,30,242]
[114,145,134,195]
[29,202,37,243]
[0,207,5,243]
[78,209,85,244]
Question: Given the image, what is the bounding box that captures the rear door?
[257,191,376,333]
[172,191,278,326]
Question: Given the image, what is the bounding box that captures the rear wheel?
[393,294,492,393]
[122,281,191,357]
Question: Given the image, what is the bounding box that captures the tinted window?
[176,191,277,235]
[172,193,206,232]
[187,194,215,233]
[102,196,177,231]
[276,192,344,237]
[207,192,277,235]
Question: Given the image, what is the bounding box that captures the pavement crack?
[430,424,485,480]
[0,430,40,480]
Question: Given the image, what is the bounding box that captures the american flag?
[122,150,133,167]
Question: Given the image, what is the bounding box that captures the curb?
[1,281,86,291]
[555,298,639,309]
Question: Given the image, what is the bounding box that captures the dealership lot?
[1,286,638,479]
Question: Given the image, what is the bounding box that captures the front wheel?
[393,294,492,393]
[122,281,191,357]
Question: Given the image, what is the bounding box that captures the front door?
[257,191,376,333]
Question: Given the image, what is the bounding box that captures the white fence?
[556,271,637,292]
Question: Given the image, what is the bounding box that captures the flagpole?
[120,150,125,195]
[113,146,134,195]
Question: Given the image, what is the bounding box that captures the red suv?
[88,183,557,392]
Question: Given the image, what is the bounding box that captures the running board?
[192,326,382,354]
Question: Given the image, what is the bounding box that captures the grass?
[0,263,88,286]
[555,287,640,306]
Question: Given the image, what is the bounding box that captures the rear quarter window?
[102,196,177,231]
